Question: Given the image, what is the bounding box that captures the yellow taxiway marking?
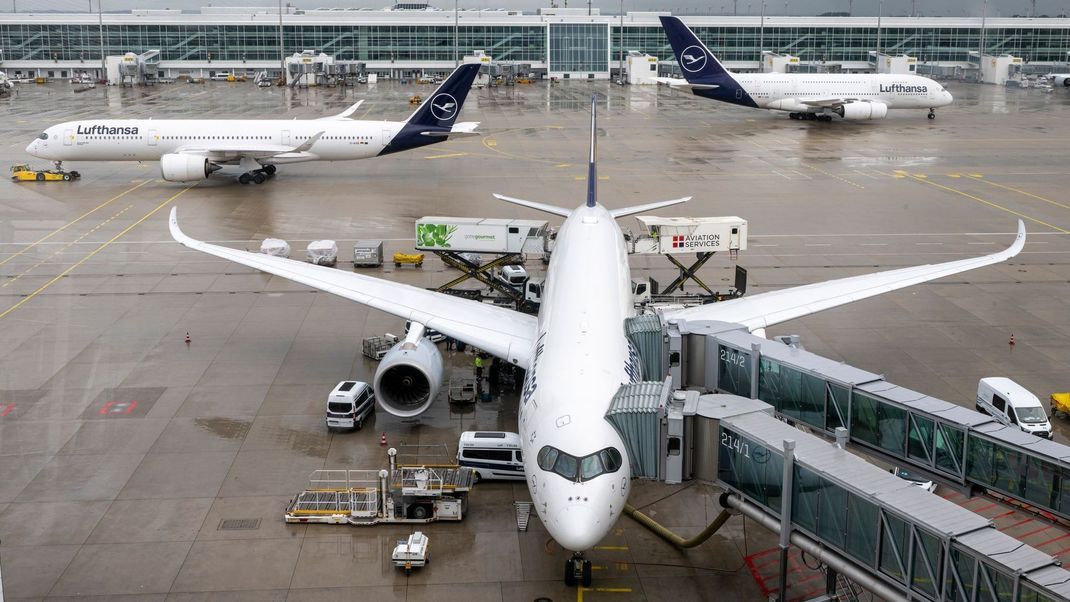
[801,163,864,189]
[3,204,136,288]
[484,138,498,147]
[556,163,571,168]
[577,587,633,601]
[0,179,152,267]
[907,175,1070,234]
[593,545,628,551]
[0,184,197,321]
[424,152,468,159]
[967,176,1070,212]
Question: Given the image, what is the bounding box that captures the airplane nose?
[549,505,603,552]
[25,140,38,156]
[944,91,954,105]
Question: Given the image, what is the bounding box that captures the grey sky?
[13,0,1070,17]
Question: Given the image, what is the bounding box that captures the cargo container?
[353,240,384,268]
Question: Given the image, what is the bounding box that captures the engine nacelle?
[160,153,220,182]
[836,102,888,120]
[1054,75,1070,87]
[373,339,444,418]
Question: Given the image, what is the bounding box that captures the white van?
[975,377,1053,439]
[456,431,524,482]
[325,380,375,430]
[495,265,528,289]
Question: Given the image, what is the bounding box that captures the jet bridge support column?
[777,439,796,602]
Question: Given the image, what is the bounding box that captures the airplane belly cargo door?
[281,130,291,146]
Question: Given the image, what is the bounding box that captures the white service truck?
[975,377,1053,439]
[415,217,548,254]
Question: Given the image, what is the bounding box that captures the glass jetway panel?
[965,423,1070,516]
[716,411,1070,602]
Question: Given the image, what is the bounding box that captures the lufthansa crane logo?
[680,45,708,73]
[429,93,458,121]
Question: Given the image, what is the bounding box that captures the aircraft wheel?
[928,110,936,120]
[238,173,251,185]
[264,164,277,176]
[252,172,267,184]
[564,559,577,587]
[789,113,799,120]
[581,560,592,587]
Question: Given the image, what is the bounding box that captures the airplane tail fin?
[404,64,481,129]
[586,95,598,208]
[658,16,735,84]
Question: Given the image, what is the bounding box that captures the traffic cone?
[380,432,387,446]
[184,332,191,345]
[1009,333,1015,346]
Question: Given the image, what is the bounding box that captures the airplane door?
[382,128,393,146]
[63,128,73,146]
[148,129,158,146]
[281,130,291,146]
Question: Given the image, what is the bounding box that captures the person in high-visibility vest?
[474,354,485,381]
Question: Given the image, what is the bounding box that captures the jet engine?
[373,330,444,418]
[836,102,888,120]
[160,153,221,182]
[1054,75,1070,87]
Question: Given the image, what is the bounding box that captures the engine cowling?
[373,339,444,418]
[836,102,888,120]
[160,153,220,182]
[1054,75,1070,87]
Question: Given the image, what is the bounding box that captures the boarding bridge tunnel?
[608,316,1070,602]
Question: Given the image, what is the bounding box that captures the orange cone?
[380,432,387,446]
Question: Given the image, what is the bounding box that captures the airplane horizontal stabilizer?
[609,197,690,219]
[420,121,481,137]
[493,193,571,218]
[654,77,719,91]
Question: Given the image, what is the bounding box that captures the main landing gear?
[564,553,592,587]
[789,112,833,122]
[928,108,936,120]
[238,164,276,185]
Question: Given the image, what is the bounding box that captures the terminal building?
[0,6,1069,81]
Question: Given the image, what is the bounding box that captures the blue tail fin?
[380,63,481,156]
[659,16,757,108]
[586,95,597,208]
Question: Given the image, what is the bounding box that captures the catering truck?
[415,217,548,254]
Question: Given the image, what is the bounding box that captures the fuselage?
[26,119,403,164]
[519,202,636,552]
[704,72,953,113]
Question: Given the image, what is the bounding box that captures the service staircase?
[514,501,533,531]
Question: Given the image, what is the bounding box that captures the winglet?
[335,99,365,119]
[169,207,193,247]
[586,95,597,208]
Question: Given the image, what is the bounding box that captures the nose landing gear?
[928,108,936,120]
[564,553,592,587]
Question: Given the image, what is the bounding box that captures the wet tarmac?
[1,78,1069,600]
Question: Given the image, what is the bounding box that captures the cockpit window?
[537,445,623,482]
[38,132,48,140]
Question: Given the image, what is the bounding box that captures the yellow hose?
[623,503,733,548]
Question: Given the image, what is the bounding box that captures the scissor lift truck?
[285,455,475,525]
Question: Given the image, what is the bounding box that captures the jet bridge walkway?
[605,385,1070,601]
[633,318,1070,527]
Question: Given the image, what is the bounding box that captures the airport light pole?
[97,0,105,80]
[618,0,624,84]
[875,0,883,56]
[278,0,285,76]
[454,0,459,68]
[758,0,765,70]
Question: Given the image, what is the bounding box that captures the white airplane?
[25,64,481,185]
[169,98,1024,587]
[659,16,954,121]
[1048,74,1070,87]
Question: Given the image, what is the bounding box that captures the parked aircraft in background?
[658,16,954,121]
[26,64,481,184]
[170,98,1023,588]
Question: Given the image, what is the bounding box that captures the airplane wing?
[655,77,719,91]
[799,97,860,108]
[663,221,1026,332]
[419,121,481,138]
[168,208,537,366]
[176,132,326,162]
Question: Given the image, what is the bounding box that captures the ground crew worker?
[474,354,484,381]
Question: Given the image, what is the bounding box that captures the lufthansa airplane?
[26,64,481,184]
[659,16,954,121]
[170,99,1023,587]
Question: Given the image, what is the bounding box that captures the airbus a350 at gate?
[659,16,954,121]
[170,98,1023,587]
[26,64,480,184]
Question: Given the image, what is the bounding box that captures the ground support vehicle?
[392,531,430,574]
[11,163,80,181]
[362,334,399,361]
[393,252,424,268]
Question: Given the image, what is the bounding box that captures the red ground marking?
[0,403,14,417]
[745,552,774,597]
[99,400,139,415]
[1051,541,1070,556]
[1016,524,1055,540]
[1034,532,1070,548]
